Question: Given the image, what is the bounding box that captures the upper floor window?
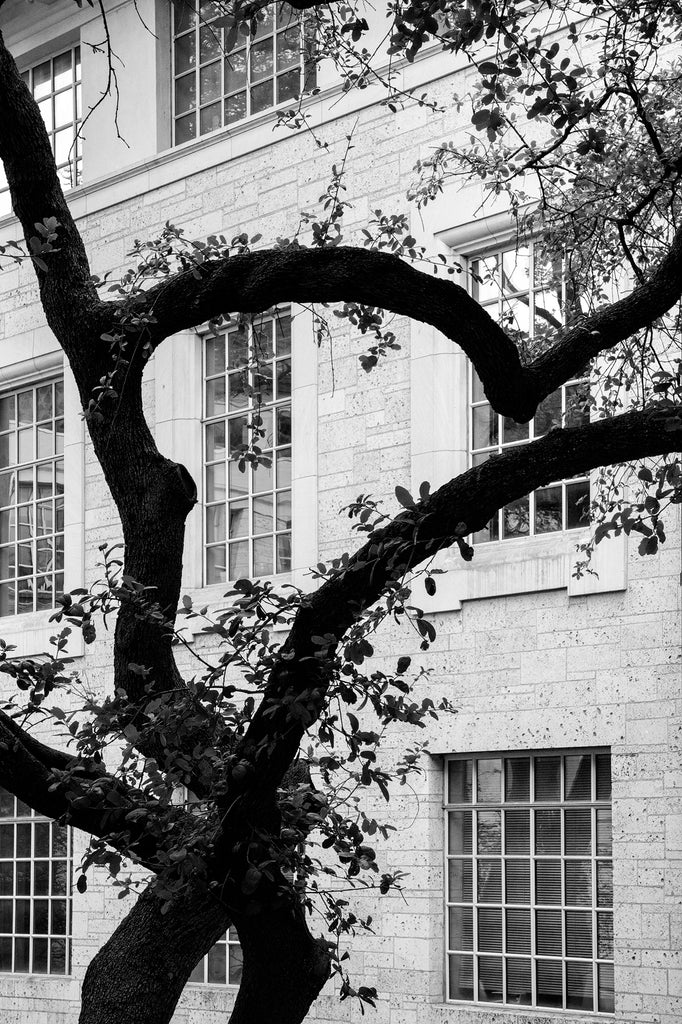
[469,241,590,542]
[172,1,313,145]
[0,48,81,218]
[0,380,64,617]
[0,787,71,975]
[204,311,292,583]
[446,751,613,1012]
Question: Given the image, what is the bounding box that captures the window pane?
[535,809,560,854]
[448,954,473,1000]
[536,860,561,904]
[448,907,472,951]
[448,760,472,804]
[478,956,502,1001]
[505,758,529,801]
[565,860,591,906]
[566,961,593,1010]
[505,909,530,953]
[565,808,591,855]
[566,911,592,957]
[448,811,472,855]
[505,860,530,904]
[536,909,562,956]
[478,909,502,952]
[477,811,501,854]
[477,860,501,903]
[535,757,561,801]
[505,809,529,854]
[448,859,472,903]
[477,759,502,802]
[536,959,562,1007]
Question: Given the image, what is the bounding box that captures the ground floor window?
[445,750,613,1012]
[189,926,242,985]
[0,788,71,974]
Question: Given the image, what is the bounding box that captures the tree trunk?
[229,902,331,1024]
[79,885,230,1024]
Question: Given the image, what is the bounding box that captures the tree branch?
[139,227,682,422]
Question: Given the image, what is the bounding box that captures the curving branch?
[139,227,682,423]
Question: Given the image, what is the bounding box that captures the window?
[0,48,81,218]
[172,1,314,145]
[204,311,292,583]
[445,751,614,1012]
[189,926,243,985]
[0,788,71,975]
[469,241,590,541]
[0,380,64,617]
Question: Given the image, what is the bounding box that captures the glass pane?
[16,823,30,856]
[477,759,501,802]
[448,811,472,855]
[478,956,502,1001]
[228,370,249,410]
[535,756,561,801]
[228,500,248,538]
[207,943,226,984]
[505,810,529,854]
[50,937,66,974]
[477,860,501,903]
[565,754,591,800]
[277,26,300,69]
[205,422,226,462]
[506,958,531,1004]
[536,909,562,956]
[253,536,273,577]
[206,545,226,584]
[534,390,562,435]
[448,954,473,1000]
[472,405,497,450]
[189,960,205,984]
[566,961,593,1010]
[502,417,528,444]
[53,51,73,90]
[228,416,248,454]
[14,937,29,972]
[505,860,530,904]
[33,899,48,934]
[598,963,614,1012]
[34,861,49,895]
[174,33,196,75]
[477,909,502,952]
[536,959,562,1008]
[206,336,225,375]
[228,462,248,499]
[502,497,529,538]
[225,51,247,93]
[252,459,273,495]
[277,70,299,103]
[206,463,225,503]
[477,811,501,854]
[567,479,590,529]
[565,860,591,906]
[276,359,291,398]
[175,112,197,144]
[200,102,222,135]
[199,24,222,62]
[225,92,246,124]
[54,91,72,129]
[505,909,530,953]
[565,808,591,855]
[51,900,67,935]
[276,448,291,488]
[535,860,561,904]
[596,754,611,800]
[565,381,590,428]
[535,809,560,854]
[448,760,472,803]
[596,808,612,856]
[566,910,592,957]
[274,533,290,573]
[250,39,273,81]
[597,860,613,907]
[33,61,51,99]
[0,863,12,895]
[505,758,529,801]
[199,62,221,104]
[206,377,226,417]
[206,504,225,544]
[228,540,248,580]
[448,859,472,902]
[276,492,291,531]
[448,906,472,951]
[228,942,243,985]
[535,486,562,533]
[471,256,498,303]
[175,73,197,115]
[251,80,273,113]
[276,407,291,445]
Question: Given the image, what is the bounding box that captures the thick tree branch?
[139,228,682,422]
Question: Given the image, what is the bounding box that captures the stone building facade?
[0,1,679,1022]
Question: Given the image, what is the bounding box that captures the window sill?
[436,1001,614,1021]
[419,530,627,614]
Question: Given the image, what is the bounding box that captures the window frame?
[444,748,614,1014]
[466,239,591,544]
[0,789,72,977]
[0,377,65,619]
[0,46,81,218]
[202,307,293,586]
[172,2,315,147]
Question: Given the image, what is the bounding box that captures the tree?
[0,1,680,1022]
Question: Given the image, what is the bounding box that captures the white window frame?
[466,238,591,544]
[0,345,85,659]
[444,748,614,1014]
[0,45,81,219]
[153,305,317,619]
[203,308,292,585]
[188,925,242,986]
[172,1,314,146]
[0,787,72,977]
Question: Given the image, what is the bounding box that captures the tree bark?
[229,902,331,1024]
[79,885,231,1024]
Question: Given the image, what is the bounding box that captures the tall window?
[445,751,614,1012]
[469,242,590,542]
[173,1,314,145]
[0,48,82,218]
[0,380,64,617]
[189,926,242,985]
[204,311,292,583]
[0,788,71,975]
